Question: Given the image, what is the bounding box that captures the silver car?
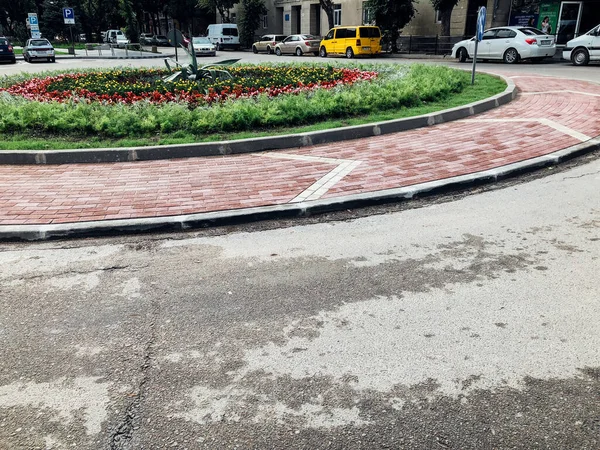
[451,26,556,64]
[23,38,55,63]
[275,34,321,56]
[191,37,216,57]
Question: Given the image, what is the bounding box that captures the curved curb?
[0,74,516,165]
[1,136,598,241]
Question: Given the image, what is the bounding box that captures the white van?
[562,23,600,66]
[206,24,240,51]
[105,29,130,48]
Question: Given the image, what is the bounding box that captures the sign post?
[63,8,75,56]
[28,13,40,39]
[472,6,486,85]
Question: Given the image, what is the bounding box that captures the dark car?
[139,33,153,45]
[153,35,171,46]
[0,36,16,64]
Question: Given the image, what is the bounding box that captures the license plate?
[362,46,371,50]
[0,49,3,52]
[541,40,551,45]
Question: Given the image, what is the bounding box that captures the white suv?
[563,24,600,66]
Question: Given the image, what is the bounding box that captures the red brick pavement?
[0,74,598,226]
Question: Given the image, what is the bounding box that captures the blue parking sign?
[476,7,486,41]
[63,7,75,24]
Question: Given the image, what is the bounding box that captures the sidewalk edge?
[1,136,598,242]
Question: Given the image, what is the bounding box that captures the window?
[362,2,372,24]
[435,10,442,24]
[496,29,516,38]
[334,4,341,26]
[324,29,335,40]
[262,14,268,29]
[359,27,380,38]
[345,28,356,38]
[481,30,497,40]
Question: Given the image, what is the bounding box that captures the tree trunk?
[440,8,453,37]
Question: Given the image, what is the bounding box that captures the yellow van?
[319,26,382,59]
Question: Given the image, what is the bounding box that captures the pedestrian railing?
[83,42,147,57]
[388,35,465,55]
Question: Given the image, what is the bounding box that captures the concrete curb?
[0,74,516,165]
[1,136,598,241]
[17,53,174,61]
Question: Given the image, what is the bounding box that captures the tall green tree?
[198,0,236,23]
[367,0,415,52]
[430,0,458,36]
[237,0,264,47]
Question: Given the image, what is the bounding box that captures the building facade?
[224,0,599,41]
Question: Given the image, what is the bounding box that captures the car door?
[488,28,516,59]
[283,36,298,54]
[591,25,600,61]
[334,28,346,54]
[257,35,269,52]
[321,29,335,53]
[477,29,498,58]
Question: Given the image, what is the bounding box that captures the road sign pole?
[471,40,478,85]
[70,24,74,56]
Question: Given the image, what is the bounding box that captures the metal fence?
[391,35,466,56]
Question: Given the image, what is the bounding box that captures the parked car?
[275,34,321,56]
[23,38,55,63]
[0,36,16,64]
[451,26,556,64]
[139,33,153,45]
[153,35,171,46]
[252,34,287,54]
[206,23,240,50]
[319,26,382,59]
[563,23,600,65]
[105,29,130,48]
[191,36,216,56]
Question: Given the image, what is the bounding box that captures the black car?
[0,36,16,64]
[153,35,171,46]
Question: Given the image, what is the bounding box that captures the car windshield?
[30,39,50,46]
[193,37,210,44]
[300,35,317,40]
[0,38,8,46]
[519,27,546,35]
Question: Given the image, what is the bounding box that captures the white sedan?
[451,26,556,64]
[191,37,216,57]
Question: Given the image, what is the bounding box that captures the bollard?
[152,45,157,53]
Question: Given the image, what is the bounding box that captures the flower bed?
[1,66,377,106]
[0,64,504,141]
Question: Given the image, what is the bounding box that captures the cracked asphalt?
[0,148,599,449]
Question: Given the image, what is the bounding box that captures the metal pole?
[69,24,74,57]
[471,39,478,85]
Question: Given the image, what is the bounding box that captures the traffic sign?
[476,7,487,41]
[28,13,38,26]
[63,8,75,24]
[31,31,41,38]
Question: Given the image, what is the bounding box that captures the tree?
[318,0,334,31]
[430,0,459,36]
[237,0,264,47]
[367,0,415,52]
[198,0,236,23]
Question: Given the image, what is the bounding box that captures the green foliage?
[198,0,237,23]
[0,64,504,141]
[367,0,415,52]
[238,0,267,48]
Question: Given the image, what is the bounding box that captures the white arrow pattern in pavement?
[463,118,593,142]
[255,153,362,202]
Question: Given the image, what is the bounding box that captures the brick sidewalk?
[0,73,598,227]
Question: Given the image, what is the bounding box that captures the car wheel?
[345,47,354,59]
[267,46,272,54]
[457,47,468,62]
[11,58,16,64]
[571,48,589,66]
[319,47,327,58]
[275,47,282,56]
[252,45,258,54]
[295,47,303,56]
[215,43,220,51]
[51,57,55,63]
[503,48,519,64]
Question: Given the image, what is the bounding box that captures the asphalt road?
[0,52,599,450]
